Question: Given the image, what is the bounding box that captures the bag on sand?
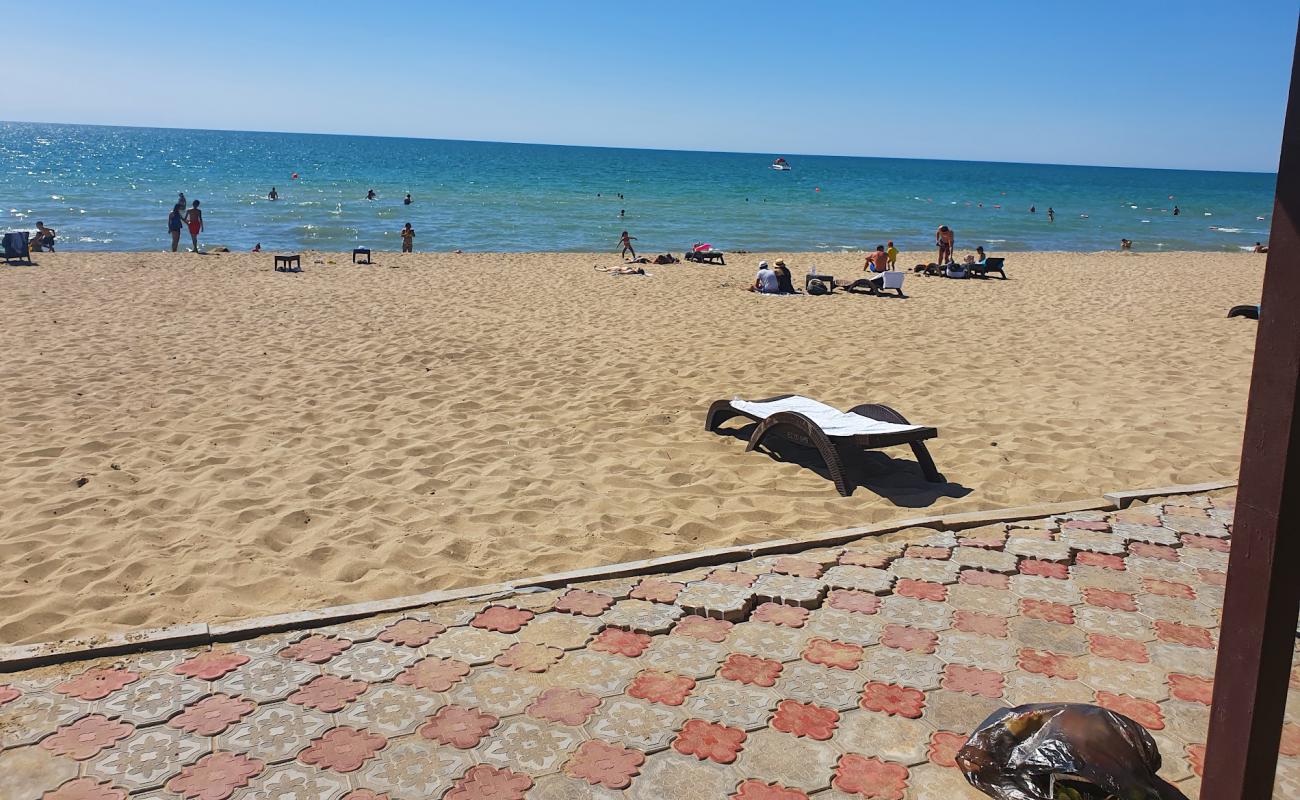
[807,278,829,295]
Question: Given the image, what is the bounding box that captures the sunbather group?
[748,260,797,293]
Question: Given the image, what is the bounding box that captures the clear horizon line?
[1,118,1279,177]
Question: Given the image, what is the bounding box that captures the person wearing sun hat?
[771,260,795,293]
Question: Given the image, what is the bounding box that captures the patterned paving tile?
[337,683,444,736]
[676,582,755,620]
[821,565,895,594]
[585,696,682,751]
[239,762,351,800]
[599,599,683,635]
[0,691,91,748]
[834,707,933,765]
[682,678,780,730]
[547,651,639,696]
[774,660,868,711]
[725,621,811,662]
[733,728,837,791]
[214,656,319,704]
[860,646,943,691]
[626,751,737,799]
[217,702,333,763]
[448,666,546,717]
[97,671,204,726]
[86,726,207,792]
[356,737,472,798]
[477,716,585,776]
[0,745,79,800]
[424,626,517,664]
[889,558,960,585]
[948,547,1018,573]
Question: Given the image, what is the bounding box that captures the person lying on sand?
[595,265,647,275]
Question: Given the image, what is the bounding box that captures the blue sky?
[13,1,1297,171]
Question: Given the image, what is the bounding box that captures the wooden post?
[1200,17,1300,798]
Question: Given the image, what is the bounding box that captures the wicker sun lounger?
[705,394,942,496]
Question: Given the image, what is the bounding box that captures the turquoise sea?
[0,121,1279,253]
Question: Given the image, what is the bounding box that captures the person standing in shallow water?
[400,223,415,252]
[168,203,184,252]
[184,200,203,252]
[1047,207,1055,223]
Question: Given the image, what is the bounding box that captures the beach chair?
[2,232,31,265]
[685,245,726,264]
[705,394,942,496]
[875,271,906,297]
[945,263,969,279]
[969,257,1007,279]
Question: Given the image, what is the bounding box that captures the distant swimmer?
[1120,239,1132,250]
[1029,205,1036,213]
[1173,205,1180,216]
[404,193,412,205]
[619,230,638,260]
[401,222,415,252]
[178,192,187,208]
[1047,207,1055,223]
[936,225,954,265]
[184,200,203,252]
[268,187,278,201]
[1253,242,1269,253]
[252,242,261,252]
[366,189,376,200]
[619,209,625,218]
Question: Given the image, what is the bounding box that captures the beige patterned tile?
[835,707,933,765]
[548,651,639,696]
[774,661,868,711]
[627,752,736,799]
[86,726,207,791]
[424,627,516,664]
[802,607,884,646]
[732,728,836,791]
[822,566,895,594]
[948,547,1018,573]
[861,646,943,690]
[585,696,681,751]
[920,689,1006,735]
[641,636,725,678]
[947,584,1016,617]
[725,621,811,662]
[600,600,683,634]
[889,558,960,585]
[477,717,585,776]
[750,574,826,607]
[682,678,779,730]
[935,631,1017,672]
[518,612,602,649]
[879,597,952,631]
[357,736,472,798]
[338,683,444,736]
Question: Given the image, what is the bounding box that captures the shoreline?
[0,250,1261,645]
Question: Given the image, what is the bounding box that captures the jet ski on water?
[770,157,791,171]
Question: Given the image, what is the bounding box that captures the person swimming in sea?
[1121,239,1132,250]
[404,193,412,205]
[268,187,278,201]
[1173,205,1180,216]
[1047,207,1055,222]
[366,189,376,200]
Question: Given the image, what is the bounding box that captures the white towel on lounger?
[730,396,923,437]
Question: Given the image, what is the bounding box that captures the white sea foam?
[1215,227,1243,233]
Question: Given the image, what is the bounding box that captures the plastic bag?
[955,703,1190,800]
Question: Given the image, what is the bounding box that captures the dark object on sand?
[1227,304,1260,320]
[3,231,32,264]
[705,394,942,496]
[955,703,1189,800]
[970,257,1007,279]
[274,254,302,272]
[685,244,725,264]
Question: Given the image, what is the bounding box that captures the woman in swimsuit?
[184,200,203,252]
[400,223,415,253]
[619,230,637,260]
[168,204,184,252]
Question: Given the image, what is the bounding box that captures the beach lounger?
[685,247,726,264]
[705,394,942,495]
[1227,304,1260,320]
[969,257,1007,279]
[2,232,31,265]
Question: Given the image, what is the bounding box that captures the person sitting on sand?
[1253,242,1269,253]
[886,241,898,269]
[652,253,679,265]
[401,223,415,253]
[749,261,780,294]
[619,230,637,260]
[1120,239,1132,250]
[31,221,56,252]
[252,242,262,252]
[865,245,889,272]
[595,264,646,275]
[772,260,795,293]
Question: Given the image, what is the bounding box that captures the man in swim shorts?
[936,226,954,265]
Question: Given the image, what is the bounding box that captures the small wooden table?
[274,254,301,272]
[352,248,371,264]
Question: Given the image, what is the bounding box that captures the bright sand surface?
[0,250,1263,645]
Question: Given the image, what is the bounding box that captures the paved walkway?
[2,491,1296,799]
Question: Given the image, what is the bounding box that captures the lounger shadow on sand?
[706,394,967,499]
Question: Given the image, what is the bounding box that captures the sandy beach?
[0,249,1263,646]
